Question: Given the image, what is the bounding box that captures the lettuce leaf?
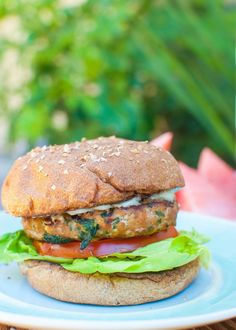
[0,231,72,264]
[0,230,210,274]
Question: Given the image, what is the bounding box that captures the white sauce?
[67,188,179,216]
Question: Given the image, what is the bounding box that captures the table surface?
[1,318,236,330]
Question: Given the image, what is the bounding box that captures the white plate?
[0,211,236,330]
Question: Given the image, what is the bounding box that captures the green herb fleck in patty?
[43,234,73,244]
[77,218,99,250]
[155,211,165,218]
[101,210,113,218]
[111,217,121,229]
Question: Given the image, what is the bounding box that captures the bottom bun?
[20,259,200,306]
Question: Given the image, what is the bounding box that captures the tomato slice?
[34,226,178,259]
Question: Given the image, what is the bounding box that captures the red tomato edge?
[34,226,178,259]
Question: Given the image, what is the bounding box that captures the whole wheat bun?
[20,259,199,305]
[2,137,184,217]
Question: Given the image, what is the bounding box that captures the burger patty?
[23,200,178,246]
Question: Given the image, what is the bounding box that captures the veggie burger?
[0,137,209,305]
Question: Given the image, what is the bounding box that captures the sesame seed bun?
[1,137,184,217]
[20,259,200,306]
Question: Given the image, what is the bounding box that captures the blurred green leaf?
[0,0,234,165]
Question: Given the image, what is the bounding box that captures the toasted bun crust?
[1,137,184,217]
[20,259,199,306]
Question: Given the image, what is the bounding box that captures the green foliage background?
[0,0,234,166]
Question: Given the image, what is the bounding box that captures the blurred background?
[0,0,235,187]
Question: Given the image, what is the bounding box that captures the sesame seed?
[110,151,121,157]
[58,159,65,165]
[89,154,97,161]
[108,172,112,177]
[161,159,167,163]
[63,144,70,153]
[100,157,107,162]
[130,149,139,154]
[143,150,149,154]
[40,155,45,160]
[42,145,47,151]
[35,159,40,163]
[81,137,87,142]
[22,165,27,170]
[44,172,48,177]
[30,152,36,158]
[63,169,69,174]
[51,185,56,190]
[38,165,43,172]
